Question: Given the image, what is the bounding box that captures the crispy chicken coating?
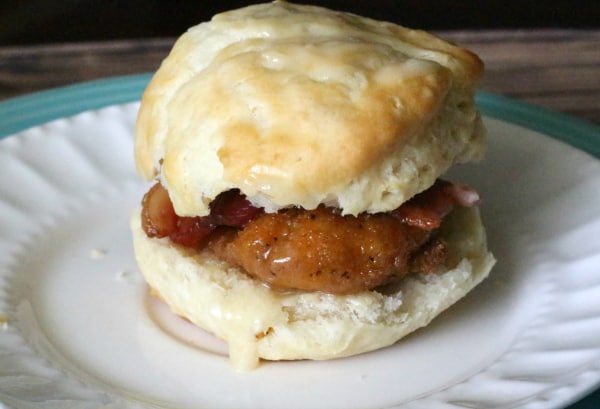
[209,206,439,294]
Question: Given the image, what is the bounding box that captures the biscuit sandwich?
[131,1,496,370]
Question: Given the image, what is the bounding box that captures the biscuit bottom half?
[131,206,495,370]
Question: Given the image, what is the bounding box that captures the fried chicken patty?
[208,206,445,294]
[141,181,477,294]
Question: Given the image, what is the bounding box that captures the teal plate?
[0,74,598,409]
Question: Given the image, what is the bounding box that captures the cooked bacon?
[170,217,215,247]
[141,183,178,238]
[446,182,481,207]
[141,184,263,245]
[140,179,480,294]
[392,179,480,230]
[209,189,265,227]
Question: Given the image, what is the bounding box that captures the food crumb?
[90,248,107,259]
[114,270,143,285]
[0,314,8,330]
[255,327,274,340]
[115,270,131,281]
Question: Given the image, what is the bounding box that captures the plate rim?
[0,74,599,409]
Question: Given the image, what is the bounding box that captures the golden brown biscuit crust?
[135,1,485,216]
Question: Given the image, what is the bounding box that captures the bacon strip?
[141,184,263,247]
[141,183,178,238]
[142,179,480,246]
[392,179,480,230]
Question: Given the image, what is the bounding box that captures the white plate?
[1,80,600,409]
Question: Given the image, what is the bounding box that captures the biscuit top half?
[135,1,485,216]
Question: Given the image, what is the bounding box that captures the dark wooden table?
[0,29,598,124]
[0,29,599,409]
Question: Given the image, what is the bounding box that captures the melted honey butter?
[203,279,290,370]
